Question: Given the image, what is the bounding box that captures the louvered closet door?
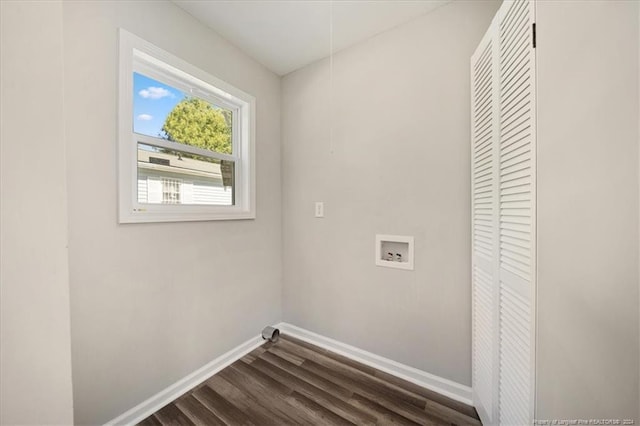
[497,0,536,424]
[470,17,499,426]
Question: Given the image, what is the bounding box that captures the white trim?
[118,29,256,224]
[530,2,539,421]
[275,322,473,406]
[104,335,265,426]
[135,133,237,163]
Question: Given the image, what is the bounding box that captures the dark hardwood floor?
[138,334,481,425]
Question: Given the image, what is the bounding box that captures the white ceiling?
[173,0,451,76]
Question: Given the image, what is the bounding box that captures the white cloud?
[137,114,153,121]
[138,86,173,100]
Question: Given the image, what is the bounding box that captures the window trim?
[118,29,256,223]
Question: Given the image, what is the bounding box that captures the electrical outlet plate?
[315,202,324,218]
[375,234,414,270]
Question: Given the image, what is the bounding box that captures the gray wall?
[536,0,639,421]
[281,0,500,387]
[0,1,75,424]
[61,1,282,424]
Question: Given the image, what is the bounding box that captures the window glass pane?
[133,72,233,155]
[137,143,234,206]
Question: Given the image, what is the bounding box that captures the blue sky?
[133,72,185,138]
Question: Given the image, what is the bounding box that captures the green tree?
[162,97,231,154]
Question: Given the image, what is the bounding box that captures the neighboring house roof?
[137,147,225,180]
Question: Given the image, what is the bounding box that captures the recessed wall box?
[375,234,414,270]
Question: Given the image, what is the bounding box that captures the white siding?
[191,178,232,205]
[137,171,232,205]
[181,181,194,204]
[147,177,162,204]
[137,178,147,203]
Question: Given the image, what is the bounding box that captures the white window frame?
[118,29,256,223]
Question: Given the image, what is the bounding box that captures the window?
[161,178,181,204]
[118,29,255,223]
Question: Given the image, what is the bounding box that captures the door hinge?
[532,23,536,48]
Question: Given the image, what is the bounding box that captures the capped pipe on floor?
[261,326,280,342]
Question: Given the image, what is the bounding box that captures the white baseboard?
[105,334,265,426]
[106,323,473,425]
[275,322,473,406]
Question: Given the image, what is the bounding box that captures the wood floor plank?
[139,336,481,426]
[192,384,256,426]
[348,392,422,426]
[230,360,337,425]
[281,334,379,376]
[279,336,480,425]
[137,415,163,426]
[228,360,292,395]
[206,374,283,425]
[424,399,482,426]
[175,394,226,426]
[265,344,305,366]
[299,359,446,426]
[286,391,356,426]
[281,334,480,423]
[259,350,354,399]
[373,368,480,420]
[219,361,320,424]
[242,345,267,364]
[249,355,376,425]
[153,403,195,426]
[277,338,428,409]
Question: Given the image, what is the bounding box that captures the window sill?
[118,209,256,224]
